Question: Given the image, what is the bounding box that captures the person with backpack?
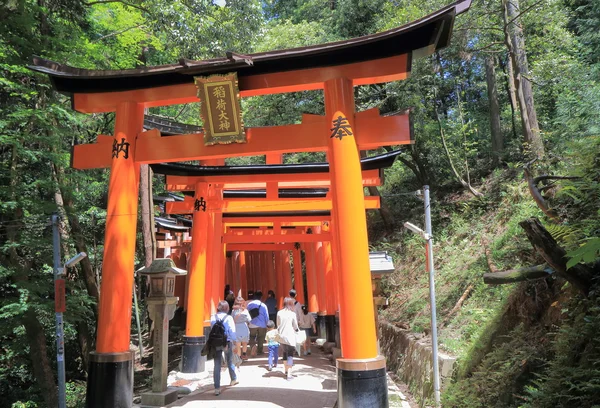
[246,290,269,356]
[209,300,239,396]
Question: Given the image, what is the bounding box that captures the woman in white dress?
[277,297,299,380]
[231,296,251,361]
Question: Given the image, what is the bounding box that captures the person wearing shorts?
[232,296,251,361]
[277,297,299,380]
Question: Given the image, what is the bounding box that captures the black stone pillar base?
[86,351,133,408]
[317,314,328,339]
[337,356,388,408]
[181,335,206,373]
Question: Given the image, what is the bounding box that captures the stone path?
[153,352,412,408]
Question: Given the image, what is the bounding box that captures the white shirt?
[276,308,299,346]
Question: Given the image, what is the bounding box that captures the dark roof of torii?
[149,149,401,177]
[27,0,470,94]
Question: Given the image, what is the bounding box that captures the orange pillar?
[267,251,276,297]
[88,102,143,406]
[210,191,224,308]
[255,251,263,295]
[313,232,327,314]
[305,244,319,313]
[323,240,336,315]
[325,77,378,360]
[182,182,209,373]
[282,250,293,299]
[292,247,305,305]
[96,101,143,354]
[203,205,215,321]
[185,182,209,337]
[275,251,285,309]
[240,251,247,299]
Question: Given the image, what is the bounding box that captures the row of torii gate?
[30,1,469,406]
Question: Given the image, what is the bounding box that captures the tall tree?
[503,0,545,158]
[485,55,503,165]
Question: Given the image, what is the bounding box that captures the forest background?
[0,0,598,407]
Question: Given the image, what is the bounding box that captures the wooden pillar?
[185,182,209,337]
[267,251,276,298]
[96,101,143,353]
[313,230,327,314]
[325,77,377,360]
[305,244,319,313]
[87,102,143,407]
[292,247,305,305]
[240,251,247,299]
[282,250,293,298]
[255,251,263,295]
[323,240,336,315]
[210,192,224,307]
[275,251,285,309]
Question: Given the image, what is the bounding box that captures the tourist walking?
[232,296,251,361]
[298,305,316,355]
[265,290,278,324]
[277,297,300,380]
[210,301,239,396]
[265,320,279,371]
[247,290,269,356]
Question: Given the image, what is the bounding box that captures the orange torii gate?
[29,2,469,406]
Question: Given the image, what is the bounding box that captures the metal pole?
[423,186,441,407]
[52,214,66,408]
[133,274,144,359]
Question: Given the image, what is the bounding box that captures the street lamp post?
[403,185,441,407]
[52,213,87,408]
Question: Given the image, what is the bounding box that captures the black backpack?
[208,316,228,350]
[249,305,260,319]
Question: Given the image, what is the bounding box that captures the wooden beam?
[71,109,410,169]
[72,54,409,113]
[224,221,325,227]
[165,196,379,214]
[223,233,331,244]
[165,168,382,190]
[226,244,295,251]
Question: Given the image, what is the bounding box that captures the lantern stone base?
[140,389,178,407]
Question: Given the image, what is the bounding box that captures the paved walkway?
[166,353,337,408]
[160,351,412,408]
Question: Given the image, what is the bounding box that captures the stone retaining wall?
[379,320,456,404]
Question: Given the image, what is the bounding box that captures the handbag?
[295,329,307,346]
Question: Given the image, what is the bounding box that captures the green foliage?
[521,299,600,408]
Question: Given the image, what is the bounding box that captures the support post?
[305,244,319,313]
[52,214,66,408]
[292,247,305,305]
[240,251,247,298]
[325,77,387,407]
[87,101,143,408]
[182,182,209,374]
[424,185,441,407]
[282,250,293,298]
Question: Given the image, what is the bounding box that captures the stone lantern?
[138,259,187,407]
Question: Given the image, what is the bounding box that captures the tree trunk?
[503,54,519,141]
[52,164,100,304]
[360,151,394,229]
[503,0,544,159]
[23,309,58,408]
[483,264,554,284]
[140,164,156,267]
[485,55,503,165]
[519,218,594,295]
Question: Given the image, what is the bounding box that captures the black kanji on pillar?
[112,138,131,159]
[194,197,207,212]
[330,115,353,140]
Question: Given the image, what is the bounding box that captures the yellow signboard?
[195,72,246,145]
